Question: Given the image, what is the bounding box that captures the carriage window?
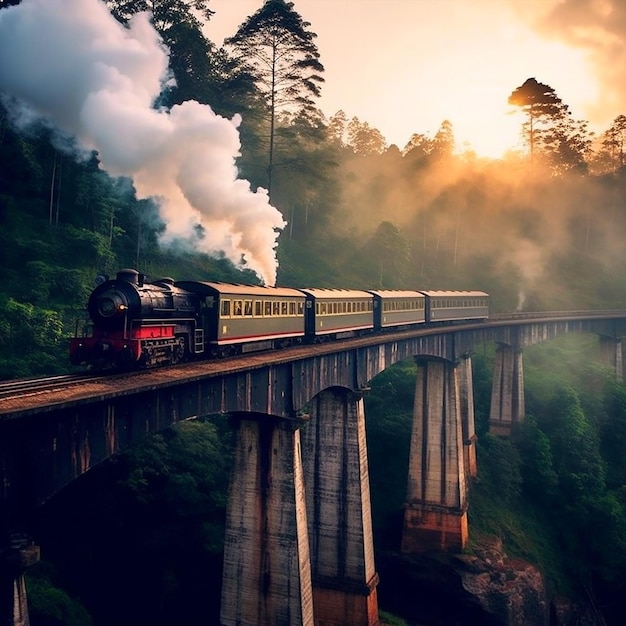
[272,302,280,315]
[281,301,288,316]
[233,300,243,316]
[289,301,296,315]
[255,301,263,316]
[221,299,231,317]
[244,300,253,316]
[264,301,272,316]
[321,302,327,315]
[298,302,304,315]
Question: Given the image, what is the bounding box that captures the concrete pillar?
[220,415,314,626]
[599,336,624,380]
[301,388,380,626]
[1,534,40,626]
[402,359,468,554]
[457,355,478,478]
[489,344,525,436]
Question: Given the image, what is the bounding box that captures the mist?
[0,0,285,285]
[333,142,626,310]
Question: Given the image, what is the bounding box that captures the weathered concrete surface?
[402,359,468,553]
[301,388,380,626]
[458,355,478,477]
[489,345,525,436]
[220,415,313,626]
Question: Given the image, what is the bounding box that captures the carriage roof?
[297,288,374,299]
[367,290,426,298]
[175,281,305,299]
[420,290,489,298]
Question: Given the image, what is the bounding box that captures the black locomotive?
[70,268,489,370]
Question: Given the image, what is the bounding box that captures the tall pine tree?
[225,0,324,199]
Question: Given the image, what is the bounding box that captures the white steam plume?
[0,0,285,285]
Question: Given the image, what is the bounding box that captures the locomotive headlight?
[98,293,126,318]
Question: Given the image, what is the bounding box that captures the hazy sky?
[205,0,624,157]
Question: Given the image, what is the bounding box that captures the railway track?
[0,373,102,400]
[2,309,625,413]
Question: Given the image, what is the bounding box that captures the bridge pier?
[599,336,624,380]
[220,414,314,626]
[401,359,468,554]
[301,387,380,626]
[1,533,40,626]
[489,344,525,436]
[458,355,478,478]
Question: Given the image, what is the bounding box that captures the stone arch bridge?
[2,310,626,626]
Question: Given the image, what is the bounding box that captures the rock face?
[453,537,548,625]
[376,537,588,626]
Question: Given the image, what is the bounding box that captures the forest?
[1,0,626,624]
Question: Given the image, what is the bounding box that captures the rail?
[490,309,626,321]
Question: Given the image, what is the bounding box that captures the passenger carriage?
[422,290,490,323]
[176,281,306,356]
[368,290,426,330]
[298,288,375,339]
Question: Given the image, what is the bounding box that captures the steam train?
[69,268,490,370]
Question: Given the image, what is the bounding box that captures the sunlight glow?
[206,0,610,161]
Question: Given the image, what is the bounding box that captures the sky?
[204,0,624,158]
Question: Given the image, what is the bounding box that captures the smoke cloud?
[0,0,285,285]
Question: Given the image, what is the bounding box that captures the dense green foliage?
[28,418,233,626]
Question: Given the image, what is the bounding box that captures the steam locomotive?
[69,268,489,370]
